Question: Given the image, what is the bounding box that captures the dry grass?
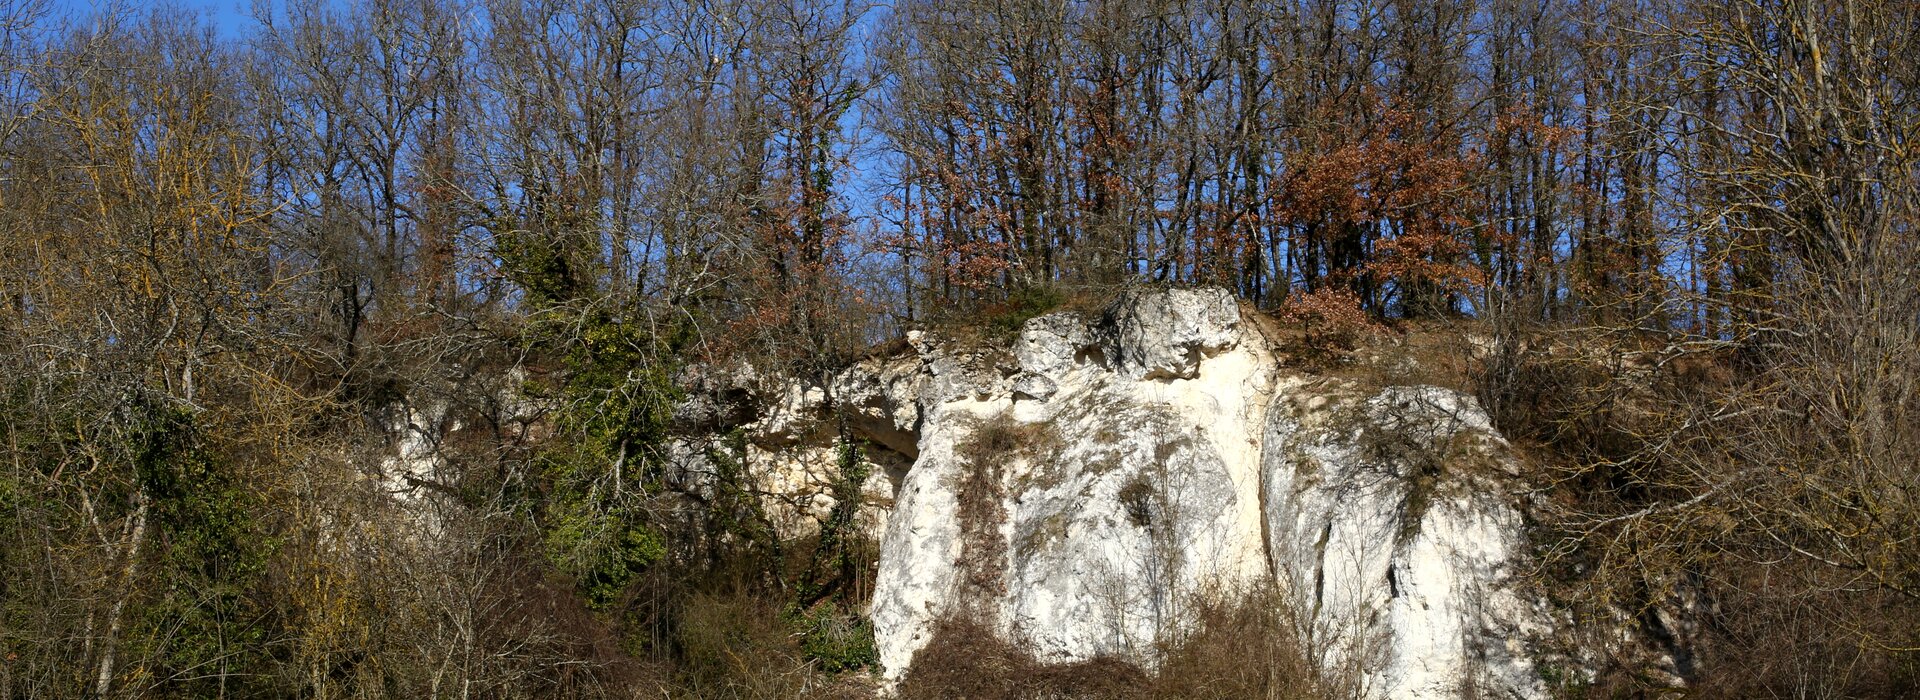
[1476,325,1920,698]
[898,586,1360,700]
[928,283,1118,346]
[1251,303,1484,394]
[1149,588,1356,700]
[665,590,879,700]
[897,618,1150,700]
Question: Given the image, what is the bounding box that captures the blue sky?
[49,0,265,37]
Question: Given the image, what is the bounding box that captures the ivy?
[797,434,871,605]
[504,238,686,609]
[528,314,680,608]
[124,398,276,696]
[700,429,783,579]
[493,226,590,308]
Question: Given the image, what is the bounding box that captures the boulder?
[1100,287,1241,380]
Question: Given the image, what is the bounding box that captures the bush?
[675,591,817,697]
[898,586,1358,700]
[1151,588,1350,700]
[984,285,1069,337]
[897,618,1148,700]
[672,590,881,699]
[793,601,878,673]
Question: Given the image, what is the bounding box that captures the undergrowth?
[899,586,1359,700]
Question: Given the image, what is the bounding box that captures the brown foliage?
[898,619,1150,700]
[899,587,1355,700]
[951,416,1062,605]
[0,0,1916,695]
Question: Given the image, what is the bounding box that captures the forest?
[0,0,1915,696]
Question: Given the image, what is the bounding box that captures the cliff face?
[702,288,1549,698]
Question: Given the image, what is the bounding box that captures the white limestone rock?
[869,290,1547,698]
[1100,287,1241,381]
[1014,311,1098,380]
[871,288,1278,685]
[1009,372,1059,401]
[755,380,830,446]
[1263,381,1545,699]
[830,354,926,458]
[690,287,1554,699]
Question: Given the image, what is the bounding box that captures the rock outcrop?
[702,287,1550,699]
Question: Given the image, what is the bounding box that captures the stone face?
[1013,312,1096,381]
[708,288,1551,699]
[659,353,925,542]
[1263,382,1544,699]
[1100,287,1241,380]
[829,355,926,458]
[1008,372,1058,401]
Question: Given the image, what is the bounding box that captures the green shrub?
[984,285,1067,337]
[793,601,878,673]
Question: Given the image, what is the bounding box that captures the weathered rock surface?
[1262,381,1544,698]
[869,289,1276,678]
[699,287,1551,699]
